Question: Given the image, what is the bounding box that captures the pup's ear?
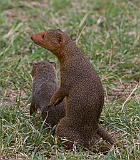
[33,63,38,67]
[31,63,38,76]
[49,62,56,69]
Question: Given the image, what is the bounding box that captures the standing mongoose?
[30,62,65,127]
[31,29,114,149]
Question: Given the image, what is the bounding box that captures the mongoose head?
[31,29,70,55]
[31,62,56,78]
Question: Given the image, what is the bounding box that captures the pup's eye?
[43,65,46,68]
[42,34,46,39]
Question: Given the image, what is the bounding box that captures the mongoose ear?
[56,29,62,32]
[49,62,56,69]
[56,32,64,45]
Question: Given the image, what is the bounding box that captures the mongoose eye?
[42,34,47,39]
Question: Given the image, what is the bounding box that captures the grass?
[0,0,140,159]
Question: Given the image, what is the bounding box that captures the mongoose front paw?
[48,103,55,108]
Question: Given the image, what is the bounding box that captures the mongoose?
[30,62,65,127]
[31,29,114,149]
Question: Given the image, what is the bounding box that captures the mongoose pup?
[30,62,65,127]
[31,29,114,149]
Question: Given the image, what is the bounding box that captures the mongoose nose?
[31,36,34,40]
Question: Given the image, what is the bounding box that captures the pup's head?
[31,62,56,78]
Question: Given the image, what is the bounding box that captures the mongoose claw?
[54,98,64,106]
[48,103,55,108]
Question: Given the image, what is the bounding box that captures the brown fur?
[30,62,65,127]
[31,29,114,149]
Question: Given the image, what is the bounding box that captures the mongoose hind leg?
[56,119,106,152]
[55,117,82,149]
